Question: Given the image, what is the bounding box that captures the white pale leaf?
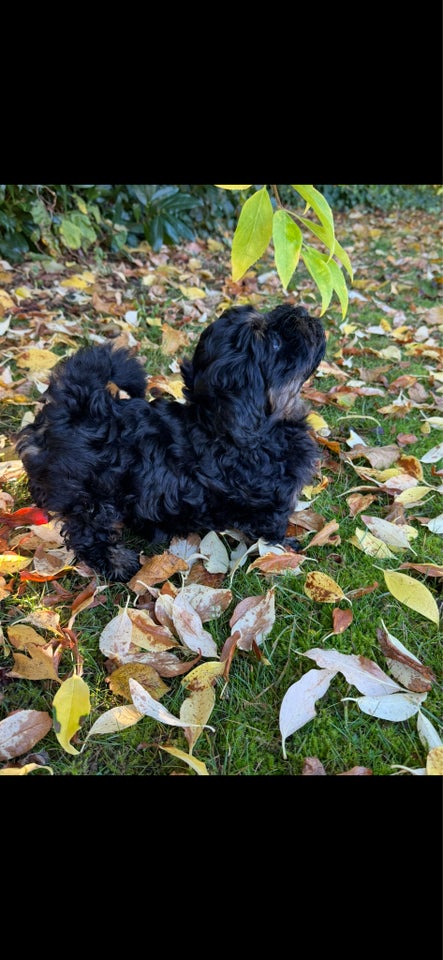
[346,428,366,448]
[349,691,427,721]
[416,711,443,751]
[99,608,133,659]
[172,593,218,657]
[304,647,402,696]
[420,441,443,463]
[361,515,418,549]
[86,704,143,738]
[425,513,443,534]
[129,678,214,729]
[179,584,232,622]
[199,531,229,573]
[280,668,336,757]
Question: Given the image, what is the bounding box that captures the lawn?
[0,202,442,776]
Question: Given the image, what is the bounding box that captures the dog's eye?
[270,333,281,351]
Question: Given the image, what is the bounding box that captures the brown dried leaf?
[301,757,327,775]
[229,588,275,650]
[106,662,169,701]
[247,552,306,574]
[127,551,188,593]
[337,766,373,776]
[7,644,60,683]
[307,520,341,548]
[346,493,379,517]
[398,562,443,578]
[0,709,52,760]
[7,624,47,649]
[172,593,218,658]
[161,322,189,356]
[346,444,401,469]
[331,608,353,634]
[376,624,435,693]
[127,608,179,651]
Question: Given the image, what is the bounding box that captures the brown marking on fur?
[268,381,308,420]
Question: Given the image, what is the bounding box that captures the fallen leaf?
[178,584,232,621]
[0,553,33,575]
[331,608,353,634]
[301,756,327,775]
[420,441,443,463]
[181,660,225,690]
[172,593,218,658]
[377,623,435,692]
[127,608,178,651]
[7,624,47,648]
[360,515,418,550]
[180,685,216,752]
[247,551,306,574]
[398,562,443,578]
[304,648,401,696]
[306,520,341,548]
[304,571,348,604]
[348,691,427,721]
[129,677,214,731]
[16,348,60,371]
[99,608,133,659]
[417,712,443,751]
[107,662,169,701]
[0,709,52,760]
[349,528,396,559]
[161,322,189,355]
[52,675,91,755]
[424,514,443,534]
[426,746,443,776]
[159,745,209,775]
[0,762,53,775]
[229,588,276,650]
[127,551,188,593]
[383,570,440,625]
[199,531,230,573]
[337,766,373,776]
[85,704,143,738]
[280,668,336,758]
[7,644,60,683]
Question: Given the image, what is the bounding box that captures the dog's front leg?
[62,506,141,582]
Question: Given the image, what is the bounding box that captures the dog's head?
[181,304,326,444]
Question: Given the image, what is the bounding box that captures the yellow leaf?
[395,486,434,506]
[107,662,169,701]
[159,745,209,775]
[14,286,34,300]
[178,285,206,300]
[7,624,47,648]
[383,570,439,626]
[7,644,60,683]
[0,553,32,575]
[0,763,53,775]
[160,323,190,357]
[349,530,396,559]
[16,348,60,371]
[214,185,253,190]
[85,704,142,739]
[52,675,91,755]
[60,275,91,289]
[180,686,215,752]
[302,477,329,498]
[426,746,443,776]
[181,660,225,690]
[306,412,331,436]
[304,571,347,603]
[0,290,15,314]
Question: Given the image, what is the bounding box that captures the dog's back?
[16,344,147,509]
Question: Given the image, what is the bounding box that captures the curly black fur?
[16,304,326,581]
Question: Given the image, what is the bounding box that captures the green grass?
[1,207,442,776]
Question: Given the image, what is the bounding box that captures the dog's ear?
[181,307,270,445]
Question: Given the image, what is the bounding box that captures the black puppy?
[16,304,326,581]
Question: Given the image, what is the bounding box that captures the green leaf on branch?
[231,186,273,282]
[298,216,354,280]
[301,245,333,315]
[323,256,349,319]
[59,217,83,250]
[292,185,335,253]
[272,210,303,289]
